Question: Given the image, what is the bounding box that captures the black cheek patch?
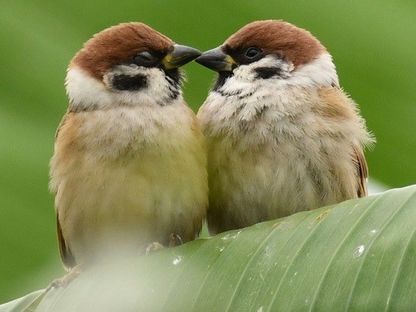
[112,74,147,91]
[164,68,182,101]
[164,69,181,85]
[213,72,233,91]
[254,67,283,79]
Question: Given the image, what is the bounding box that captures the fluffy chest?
[69,104,195,160]
[199,85,331,150]
[198,85,359,220]
[53,102,205,204]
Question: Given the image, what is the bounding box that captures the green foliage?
[0,0,415,303]
[1,186,416,311]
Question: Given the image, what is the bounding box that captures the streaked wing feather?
[56,214,76,269]
[352,145,368,197]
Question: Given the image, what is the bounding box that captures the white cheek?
[105,65,178,107]
[65,67,113,109]
[221,52,338,93]
[231,56,292,82]
[287,53,339,88]
[65,66,181,110]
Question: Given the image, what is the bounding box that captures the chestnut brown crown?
[71,23,174,80]
[196,20,327,73]
[225,20,326,67]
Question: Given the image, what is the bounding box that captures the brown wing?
[352,145,368,197]
[54,112,76,269]
[317,87,371,198]
[57,213,76,270]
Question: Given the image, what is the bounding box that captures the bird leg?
[145,233,184,255]
[169,233,183,247]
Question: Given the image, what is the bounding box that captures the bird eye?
[132,51,160,67]
[244,47,262,59]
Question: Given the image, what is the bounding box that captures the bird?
[196,20,374,235]
[49,22,208,269]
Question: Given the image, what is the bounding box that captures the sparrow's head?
[66,22,201,110]
[196,20,338,91]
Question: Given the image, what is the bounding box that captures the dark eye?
[245,47,262,59]
[132,51,160,67]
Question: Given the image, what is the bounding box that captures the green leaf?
[0,290,45,312]
[2,186,416,311]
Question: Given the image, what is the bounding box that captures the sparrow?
[49,22,208,269]
[196,20,374,234]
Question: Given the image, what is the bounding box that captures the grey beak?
[162,44,201,69]
[195,47,236,72]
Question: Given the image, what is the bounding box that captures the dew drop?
[221,230,241,241]
[353,245,365,258]
[172,255,182,265]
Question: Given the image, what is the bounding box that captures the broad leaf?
[1,186,416,311]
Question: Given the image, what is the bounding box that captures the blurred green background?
[0,0,415,303]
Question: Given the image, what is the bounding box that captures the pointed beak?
[195,47,236,72]
[162,44,201,69]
